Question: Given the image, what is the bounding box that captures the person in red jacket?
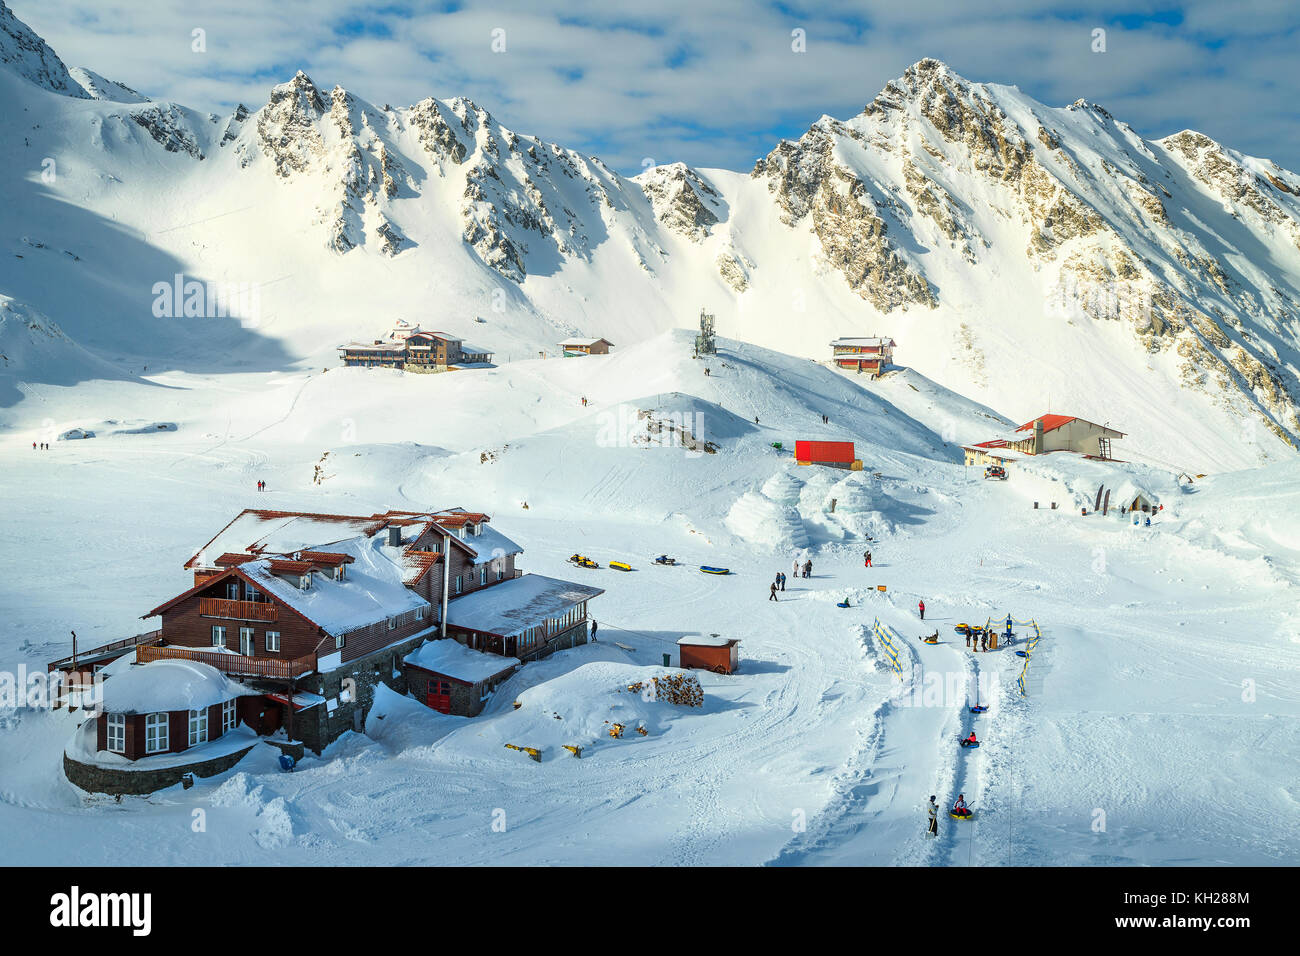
[963,731,977,747]
[918,600,926,620]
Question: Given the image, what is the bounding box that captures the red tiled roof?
[214,553,254,567]
[1015,414,1077,434]
[267,559,314,574]
[297,551,354,566]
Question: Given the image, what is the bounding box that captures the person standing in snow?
[793,558,800,578]
[864,551,872,568]
[918,600,926,620]
[591,620,598,640]
[964,630,971,649]
[769,582,778,602]
[927,796,938,837]
[980,631,988,652]
[804,559,812,578]
[779,572,786,592]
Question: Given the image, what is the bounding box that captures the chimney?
[387,526,402,547]
[1033,418,1045,456]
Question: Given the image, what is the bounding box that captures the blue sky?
[17,0,1300,175]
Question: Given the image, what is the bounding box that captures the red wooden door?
[426,679,452,714]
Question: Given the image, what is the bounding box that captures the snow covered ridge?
[1,1,1299,469]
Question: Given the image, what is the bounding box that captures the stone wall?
[64,744,256,796]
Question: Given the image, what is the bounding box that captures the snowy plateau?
[0,1,1297,867]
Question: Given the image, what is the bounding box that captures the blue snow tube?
[969,705,988,714]
[1015,650,1028,658]
[279,753,296,772]
[836,600,851,608]
[700,566,730,575]
[960,740,980,749]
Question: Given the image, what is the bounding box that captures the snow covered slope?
[1,3,1298,470]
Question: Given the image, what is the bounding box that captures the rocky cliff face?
[2,0,1298,466]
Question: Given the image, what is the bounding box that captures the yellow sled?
[609,561,633,572]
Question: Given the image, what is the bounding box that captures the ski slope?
[1,330,1296,866]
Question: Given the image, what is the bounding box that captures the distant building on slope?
[830,336,895,375]
[338,320,493,371]
[559,337,614,356]
[58,506,602,794]
[962,414,1126,467]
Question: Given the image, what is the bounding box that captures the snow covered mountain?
[2,2,1299,470]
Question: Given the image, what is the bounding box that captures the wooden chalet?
[338,321,493,372]
[59,506,603,792]
[559,337,614,356]
[830,336,895,374]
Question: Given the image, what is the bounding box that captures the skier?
[918,599,926,620]
[927,796,938,837]
[769,582,778,602]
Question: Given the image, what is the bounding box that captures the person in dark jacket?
[769,582,778,602]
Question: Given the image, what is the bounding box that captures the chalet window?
[145,713,168,754]
[265,630,280,653]
[455,575,462,595]
[496,565,505,582]
[226,581,239,600]
[335,633,346,650]
[211,625,227,649]
[480,567,487,586]
[239,627,254,656]
[243,582,258,601]
[388,616,397,631]
[221,699,236,735]
[188,709,208,747]
[334,565,345,581]
[106,714,125,753]
[299,573,312,590]
[416,606,426,621]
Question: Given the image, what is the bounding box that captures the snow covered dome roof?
[100,659,257,714]
[725,492,809,550]
[761,470,805,505]
[828,475,881,513]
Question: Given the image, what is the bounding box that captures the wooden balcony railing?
[47,630,162,672]
[138,644,315,680]
[198,597,277,622]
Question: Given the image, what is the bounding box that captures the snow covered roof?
[238,534,431,636]
[445,574,603,638]
[677,635,738,647]
[461,523,525,565]
[186,509,386,569]
[830,337,895,347]
[100,659,258,714]
[404,639,520,683]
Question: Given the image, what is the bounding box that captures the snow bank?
[725,491,809,550]
[98,659,259,713]
[761,469,805,505]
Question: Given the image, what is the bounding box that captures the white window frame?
[334,565,345,581]
[455,575,462,595]
[106,713,125,753]
[496,565,505,582]
[265,630,280,653]
[221,699,236,735]
[416,606,426,621]
[145,713,168,754]
[388,615,397,631]
[244,581,258,601]
[188,708,208,747]
[239,626,254,656]
[480,567,487,586]
[211,625,227,648]
[335,633,346,650]
[226,580,240,600]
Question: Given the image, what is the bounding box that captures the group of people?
[793,557,812,578]
[256,480,267,491]
[31,441,51,451]
[927,793,972,835]
[965,629,990,652]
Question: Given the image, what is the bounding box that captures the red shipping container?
[795,440,855,464]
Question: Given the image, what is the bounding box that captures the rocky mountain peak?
[0,0,89,97]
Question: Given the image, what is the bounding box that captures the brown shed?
[677,635,740,674]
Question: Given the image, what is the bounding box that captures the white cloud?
[12,0,1300,174]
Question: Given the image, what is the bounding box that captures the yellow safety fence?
[871,618,906,680]
[1015,619,1042,696]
